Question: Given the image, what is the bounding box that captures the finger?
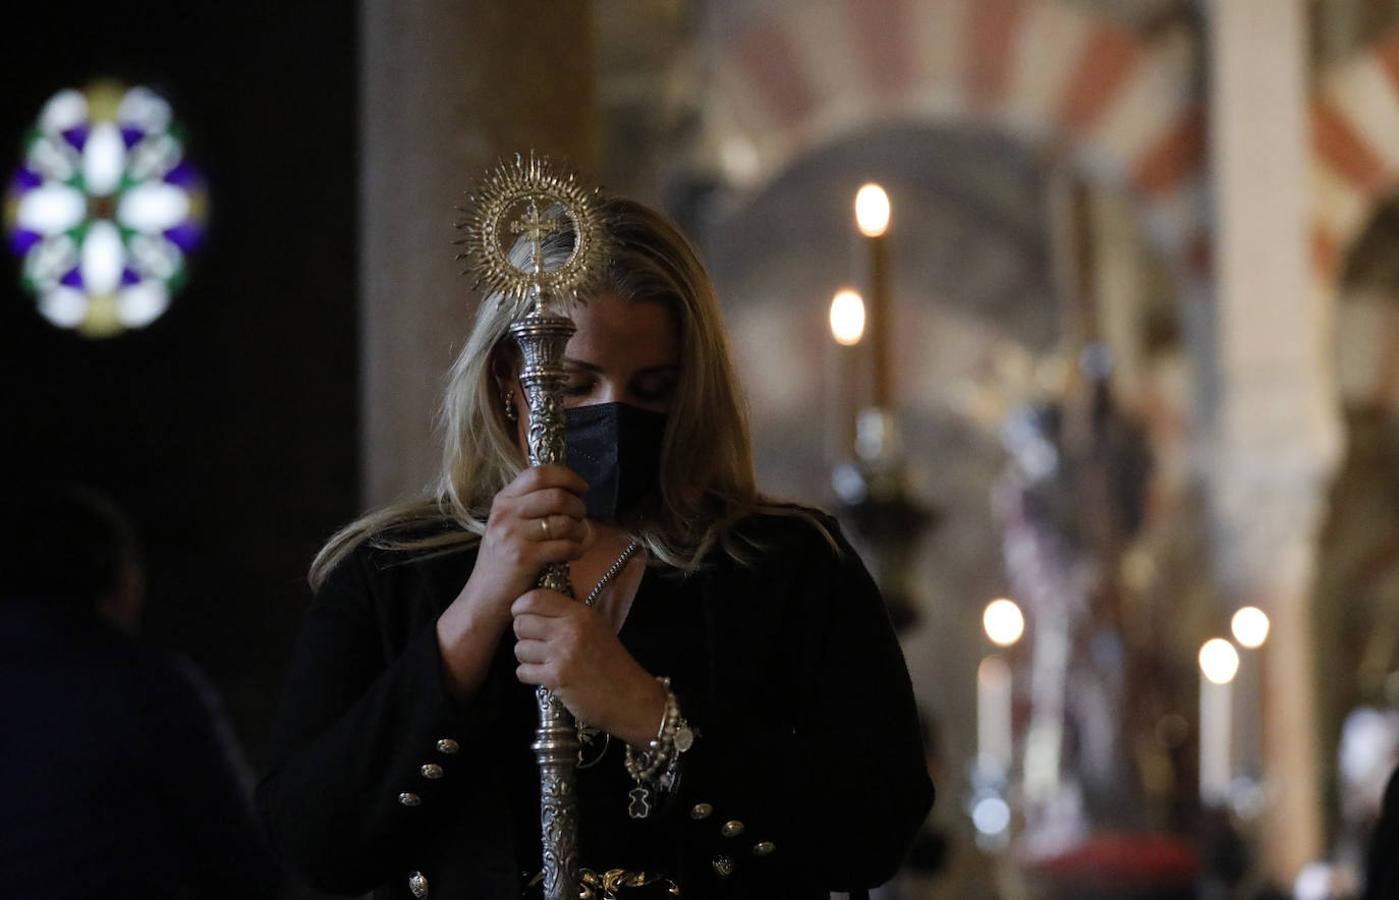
[516,489,587,523]
[520,512,588,544]
[529,537,588,566]
[513,638,549,665]
[503,465,588,499]
[516,662,553,687]
[512,613,556,640]
[511,589,575,618]
[544,514,588,543]
[536,463,588,496]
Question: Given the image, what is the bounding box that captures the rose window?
[4,81,207,338]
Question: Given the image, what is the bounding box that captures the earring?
[502,389,518,423]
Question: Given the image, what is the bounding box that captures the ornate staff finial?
[455,151,606,314]
[453,152,607,900]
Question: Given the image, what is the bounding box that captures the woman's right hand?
[437,464,591,702]
[460,464,592,624]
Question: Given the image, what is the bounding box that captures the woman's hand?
[464,464,592,625]
[512,588,667,748]
[436,465,591,702]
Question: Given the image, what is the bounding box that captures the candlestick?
[869,234,890,409]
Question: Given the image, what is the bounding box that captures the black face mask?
[564,402,668,523]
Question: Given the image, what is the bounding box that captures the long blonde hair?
[309,197,826,589]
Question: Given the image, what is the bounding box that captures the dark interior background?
[0,1,359,768]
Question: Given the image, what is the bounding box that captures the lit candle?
[1230,607,1270,789]
[978,599,1025,774]
[829,288,865,461]
[978,654,1013,774]
[854,183,892,410]
[1199,638,1240,806]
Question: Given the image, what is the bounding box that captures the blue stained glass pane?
[60,125,89,150]
[9,229,40,256]
[163,160,199,188]
[59,267,83,289]
[164,221,203,252]
[13,167,42,190]
[120,126,143,148]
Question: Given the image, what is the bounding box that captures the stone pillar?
[1205,0,1341,884]
[1090,188,1147,406]
[361,1,597,507]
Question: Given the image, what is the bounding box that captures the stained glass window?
[3,80,207,338]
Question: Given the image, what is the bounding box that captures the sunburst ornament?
[455,152,606,313]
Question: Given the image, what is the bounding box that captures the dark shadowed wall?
[0,0,358,771]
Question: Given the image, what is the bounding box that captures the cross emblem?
[510,199,560,278]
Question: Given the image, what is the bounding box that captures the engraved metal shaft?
[511,290,580,900]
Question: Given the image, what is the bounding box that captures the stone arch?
[1314,29,1399,283]
[703,0,1206,277]
[1334,206,1399,417]
[1312,35,1399,796]
[1312,31,1399,442]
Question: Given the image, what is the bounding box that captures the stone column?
[1205,0,1341,884]
[361,1,597,507]
[1090,188,1147,406]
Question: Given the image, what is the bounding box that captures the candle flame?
[854,183,891,237]
[983,598,1025,647]
[1199,638,1240,684]
[1231,606,1270,649]
[829,288,866,346]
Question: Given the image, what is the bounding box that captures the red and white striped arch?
[706,0,1208,278]
[1314,30,1399,414]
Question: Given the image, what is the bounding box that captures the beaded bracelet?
[624,676,693,818]
[624,679,677,781]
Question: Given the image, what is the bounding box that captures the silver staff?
[458,153,606,900]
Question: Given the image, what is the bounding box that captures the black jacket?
[256,511,934,899]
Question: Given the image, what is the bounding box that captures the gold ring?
[540,518,551,539]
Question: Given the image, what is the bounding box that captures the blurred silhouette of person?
[1198,806,1247,900]
[0,484,277,900]
[1363,765,1399,900]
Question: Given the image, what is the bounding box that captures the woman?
[256,198,934,899]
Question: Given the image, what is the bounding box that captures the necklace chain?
[574,539,643,768]
[581,540,643,608]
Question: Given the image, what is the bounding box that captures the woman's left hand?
[511,589,667,748]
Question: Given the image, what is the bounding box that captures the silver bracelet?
[624,677,693,818]
[625,679,676,781]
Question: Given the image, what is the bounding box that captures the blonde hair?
[309,197,827,589]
